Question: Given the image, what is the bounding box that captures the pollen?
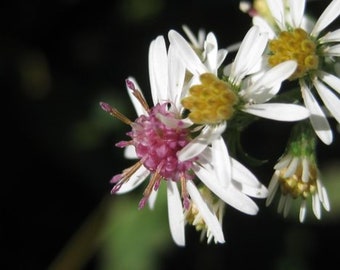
[268,28,319,80]
[278,164,317,200]
[181,73,238,124]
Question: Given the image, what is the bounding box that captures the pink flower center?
[128,103,195,182]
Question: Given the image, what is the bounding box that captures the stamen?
[110,160,144,193]
[125,79,150,112]
[99,101,132,125]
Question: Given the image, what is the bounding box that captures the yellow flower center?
[268,28,319,80]
[279,164,317,199]
[181,73,238,124]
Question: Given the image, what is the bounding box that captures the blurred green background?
[1,0,340,269]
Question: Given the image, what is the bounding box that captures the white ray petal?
[126,77,148,116]
[311,0,340,37]
[168,44,186,108]
[168,30,207,75]
[323,44,340,57]
[148,188,158,210]
[116,166,150,194]
[318,29,340,44]
[242,103,310,121]
[148,36,168,105]
[167,181,185,246]
[290,0,306,28]
[124,145,138,159]
[252,16,276,39]
[312,194,321,219]
[193,164,259,215]
[299,200,307,223]
[178,124,226,161]
[230,26,268,84]
[244,60,297,102]
[318,70,340,95]
[266,0,285,30]
[211,136,231,188]
[231,158,264,188]
[186,180,225,243]
[300,80,333,145]
[314,79,340,123]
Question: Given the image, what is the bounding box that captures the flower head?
[253,0,340,145]
[266,122,330,222]
[101,34,263,246]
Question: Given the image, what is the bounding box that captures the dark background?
[1,0,340,269]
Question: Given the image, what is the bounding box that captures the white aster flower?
[101,34,267,246]
[253,0,340,145]
[266,122,330,222]
[167,27,272,218]
[266,153,330,222]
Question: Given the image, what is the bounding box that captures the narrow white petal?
[126,77,148,116]
[323,44,340,57]
[182,24,201,48]
[233,180,268,198]
[252,16,276,39]
[148,36,168,105]
[266,0,286,29]
[300,80,333,145]
[168,44,186,108]
[230,26,268,84]
[244,60,297,103]
[312,194,321,219]
[124,145,138,159]
[274,155,292,170]
[266,172,280,206]
[116,166,150,194]
[211,137,231,188]
[283,196,292,217]
[243,103,310,121]
[148,188,158,210]
[320,186,331,211]
[168,30,207,75]
[193,164,259,215]
[178,124,226,161]
[204,32,219,73]
[167,181,185,246]
[311,0,340,37]
[318,29,340,44]
[285,156,299,178]
[186,181,225,244]
[299,200,307,223]
[231,158,264,188]
[301,157,309,183]
[314,79,340,123]
[318,71,340,95]
[290,0,306,28]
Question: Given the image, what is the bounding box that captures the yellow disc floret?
[278,163,317,200]
[181,73,238,124]
[268,28,319,80]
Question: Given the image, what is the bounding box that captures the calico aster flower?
[101,35,267,245]
[169,26,309,161]
[266,123,330,222]
[253,0,340,145]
